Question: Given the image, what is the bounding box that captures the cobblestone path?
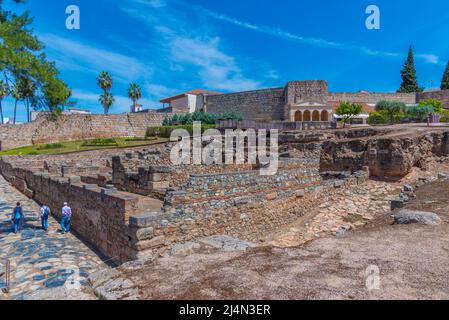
[0,175,107,300]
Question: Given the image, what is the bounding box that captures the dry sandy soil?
[91,173,449,300]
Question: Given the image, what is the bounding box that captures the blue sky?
[3,0,449,121]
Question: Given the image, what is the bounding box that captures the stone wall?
[0,157,145,264]
[328,92,417,104]
[205,87,285,122]
[417,90,449,109]
[0,112,171,150]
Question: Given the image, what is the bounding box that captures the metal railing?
[1,258,10,294]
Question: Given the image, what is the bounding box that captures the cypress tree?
[398,46,420,93]
[441,61,449,90]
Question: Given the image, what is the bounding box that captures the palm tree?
[12,85,21,124]
[97,71,113,92]
[127,83,142,109]
[0,80,9,124]
[99,92,114,114]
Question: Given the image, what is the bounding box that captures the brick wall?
[205,87,286,122]
[0,112,171,150]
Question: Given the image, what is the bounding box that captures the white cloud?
[39,33,153,82]
[167,34,260,91]
[416,54,440,65]
[122,3,263,92]
[197,5,441,65]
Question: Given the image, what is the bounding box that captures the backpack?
[13,207,22,220]
[41,206,50,218]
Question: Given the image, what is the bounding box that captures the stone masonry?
[0,112,172,150]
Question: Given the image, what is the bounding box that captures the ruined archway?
[294,111,302,122]
[321,110,329,121]
[312,110,320,122]
[303,110,311,122]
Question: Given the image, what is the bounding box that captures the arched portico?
[303,110,311,122]
[294,111,302,121]
[321,110,329,121]
[312,110,320,122]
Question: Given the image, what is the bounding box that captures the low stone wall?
[0,112,171,150]
[0,157,147,264]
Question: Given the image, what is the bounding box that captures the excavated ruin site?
[1,124,449,299]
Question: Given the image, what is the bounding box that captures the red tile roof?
[160,89,222,103]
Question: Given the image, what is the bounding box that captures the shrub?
[162,112,243,126]
[439,109,449,123]
[146,124,216,138]
[375,100,407,124]
[419,99,442,113]
[368,111,390,125]
[405,105,434,122]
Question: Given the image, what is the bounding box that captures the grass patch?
[0,136,164,156]
[81,138,119,147]
[37,143,65,150]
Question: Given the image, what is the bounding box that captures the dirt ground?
[93,165,449,300]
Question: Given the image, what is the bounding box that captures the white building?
[160,89,222,113]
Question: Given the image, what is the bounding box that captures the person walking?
[12,202,23,233]
[40,204,51,231]
[60,202,72,234]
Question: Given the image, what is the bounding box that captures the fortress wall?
[417,90,449,109]
[0,112,170,150]
[205,87,286,122]
[328,92,417,104]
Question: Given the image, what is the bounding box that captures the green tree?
[375,100,406,124]
[398,46,421,93]
[441,61,449,90]
[127,82,142,108]
[0,79,9,123]
[335,102,363,128]
[99,92,114,114]
[419,98,442,113]
[0,5,71,120]
[97,71,112,92]
[97,71,113,114]
[406,105,434,122]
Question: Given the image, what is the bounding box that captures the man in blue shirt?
[12,202,23,233]
[61,202,72,234]
[40,205,51,231]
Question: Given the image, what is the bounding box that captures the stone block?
[68,176,81,184]
[148,181,169,190]
[390,200,405,211]
[149,173,161,182]
[295,189,305,198]
[129,212,166,227]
